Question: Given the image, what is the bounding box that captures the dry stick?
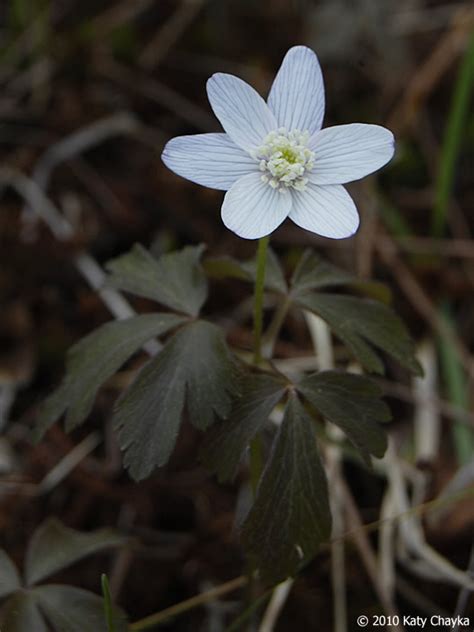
[130,576,247,631]
[388,5,474,134]
[379,489,397,604]
[0,8,50,85]
[36,432,101,494]
[128,486,474,630]
[90,0,155,36]
[305,313,347,632]
[100,60,217,132]
[375,232,474,379]
[2,58,54,104]
[0,167,160,355]
[340,479,402,629]
[413,340,441,464]
[452,544,474,631]
[29,111,140,198]
[140,0,207,69]
[395,236,474,259]
[385,443,474,590]
[21,111,140,240]
[258,581,294,632]
[67,159,130,221]
[391,3,471,35]
[15,110,156,344]
[376,378,474,428]
[108,504,137,600]
[334,486,474,587]
[395,575,452,618]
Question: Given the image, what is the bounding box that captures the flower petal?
[221,173,292,239]
[290,184,359,239]
[207,74,277,152]
[267,46,325,135]
[308,124,395,185]
[161,133,258,191]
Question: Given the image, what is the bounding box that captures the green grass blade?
[438,303,473,465]
[432,30,474,236]
[101,574,116,632]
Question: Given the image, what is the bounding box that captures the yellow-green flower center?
[252,128,315,193]
[279,147,298,163]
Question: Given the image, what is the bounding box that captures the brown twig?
[375,231,474,379]
[140,0,208,69]
[388,5,474,134]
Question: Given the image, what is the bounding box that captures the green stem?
[101,574,116,632]
[246,236,271,629]
[249,236,270,499]
[253,236,269,365]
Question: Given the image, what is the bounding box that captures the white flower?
[161,46,394,240]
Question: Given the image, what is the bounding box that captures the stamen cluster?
[252,128,315,193]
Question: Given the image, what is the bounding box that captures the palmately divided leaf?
[290,249,390,301]
[202,255,252,282]
[290,250,354,294]
[33,585,128,632]
[34,313,185,441]
[0,550,21,598]
[114,320,240,481]
[0,591,47,632]
[204,248,287,294]
[106,244,207,316]
[201,372,288,482]
[298,293,422,375]
[298,371,391,464]
[25,518,125,586]
[241,394,331,584]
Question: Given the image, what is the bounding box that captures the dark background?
[0,1,473,630]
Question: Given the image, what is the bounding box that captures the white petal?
[221,173,292,239]
[289,184,359,239]
[267,46,325,135]
[207,74,277,152]
[308,124,395,185]
[161,133,258,191]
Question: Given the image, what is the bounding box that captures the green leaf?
[101,574,116,632]
[204,248,287,294]
[1,591,47,632]
[298,371,391,465]
[106,244,207,316]
[25,518,125,586]
[201,372,288,482]
[298,293,422,375]
[0,551,21,599]
[241,394,331,584]
[202,256,252,282]
[33,585,128,632]
[34,313,185,441]
[290,250,355,294]
[290,250,390,302]
[114,320,240,480]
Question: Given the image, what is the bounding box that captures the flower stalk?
[249,235,270,498]
[253,235,270,365]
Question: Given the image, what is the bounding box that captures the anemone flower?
[162,46,394,240]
